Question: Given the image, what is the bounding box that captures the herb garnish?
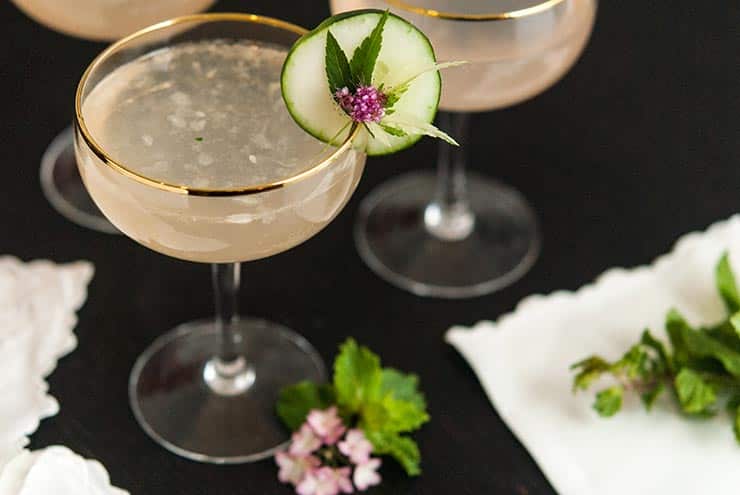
[277,338,429,476]
[572,252,740,442]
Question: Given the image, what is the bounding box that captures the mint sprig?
[325,31,353,93]
[572,252,740,440]
[348,10,389,86]
[276,338,430,476]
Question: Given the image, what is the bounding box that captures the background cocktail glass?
[11,0,216,233]
[330,0,598,298]
[75,13,367,462]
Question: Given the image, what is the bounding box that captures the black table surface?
[1,1,738,494]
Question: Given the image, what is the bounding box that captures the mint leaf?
[734,406,740,443]
[640,329,671,373]
[666,309,693,369]
[378,123,407,138]
[680,325,740,377]
[334,338,382,413]
[641,382,665,411]
[277,381,336,430]
[365,430,421,476]
[675,368,717,414]
[325,31,353,93]
[717,252,740,313]
[593,386,623,417]
[571,356,610,391]
[730,312,740,338]
[349,10,389,86]
[361,396,429,434]
[379,368,426,409]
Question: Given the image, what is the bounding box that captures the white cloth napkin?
[446,216,740,495]
[0,257,128,495]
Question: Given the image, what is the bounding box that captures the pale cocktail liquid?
[77,40,365,262]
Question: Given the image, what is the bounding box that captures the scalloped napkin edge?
[0,257,129,494]
[446,215,740,495]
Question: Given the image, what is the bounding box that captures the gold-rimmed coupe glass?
[11,0,216,233]
[331,0,597,298]
[74,13,366,463]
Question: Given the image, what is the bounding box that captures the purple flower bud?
[333,85,387,124]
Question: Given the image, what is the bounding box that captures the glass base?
[355,171,541,298]
[40,127,119,234]
[129,317,326,464]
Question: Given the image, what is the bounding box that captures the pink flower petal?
[307,407,346,445]
[297,467,341,495]
[338,429,373,464]
[275,452,320,487]
[353,458,382,491]
[290,424,322,456]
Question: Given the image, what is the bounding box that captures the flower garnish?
[307,406,346,445]
[275,338,430,492]
[324,10,464,145]
[277,408,383,494]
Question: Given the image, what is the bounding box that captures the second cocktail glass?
[74,14,366,463]
[331,0,597,298]
[11,0,216,233]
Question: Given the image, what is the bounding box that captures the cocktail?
[11,0,215,233]
[74,13,366,462]
[331,0,598,297]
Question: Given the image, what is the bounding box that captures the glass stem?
[424,111,475,241]
[213,262,240,364]
[204,262,254,396]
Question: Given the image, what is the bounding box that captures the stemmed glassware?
[74,13,366,462]
[11,0,216,233]
[330,0,598,298]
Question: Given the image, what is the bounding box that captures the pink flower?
[333,85,387,123]
[276,451,321,486]
[338,429,373,464]
[332,467,354,494]
[290,424,322,456]
[353,458,382,491]
[297,466,350,495]
[307,407,346,445]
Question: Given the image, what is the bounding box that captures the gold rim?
[74,12,361,197]
[385,0,567,21]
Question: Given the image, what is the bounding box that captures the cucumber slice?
[281,10,441,156]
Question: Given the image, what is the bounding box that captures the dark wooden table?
[1,1,737,493]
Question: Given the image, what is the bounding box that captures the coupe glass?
[330,0,598,298]
[11,0,216,233]
[74,13,367,463]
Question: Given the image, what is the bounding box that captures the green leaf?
[325,31,353,93]
[365,430,421,476]
[378,122,408,138]
[276,381,336,430]
[333,338,382,413]
[732,408,740,443]
[641,382,665,411]
[675,368,717,415]
[730,312,740,337]
[379,368,426,409]
[361,396,429,434]
[703,320,740,353]
[570,356,611,391]
[381,114,459,146]
[593,386,623,417]
[349,10,389,86]
[717,252,740,313]
[640,329,671,373]
[613,344,651,379]
[681,325,740,377]
[666,309,693,369]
